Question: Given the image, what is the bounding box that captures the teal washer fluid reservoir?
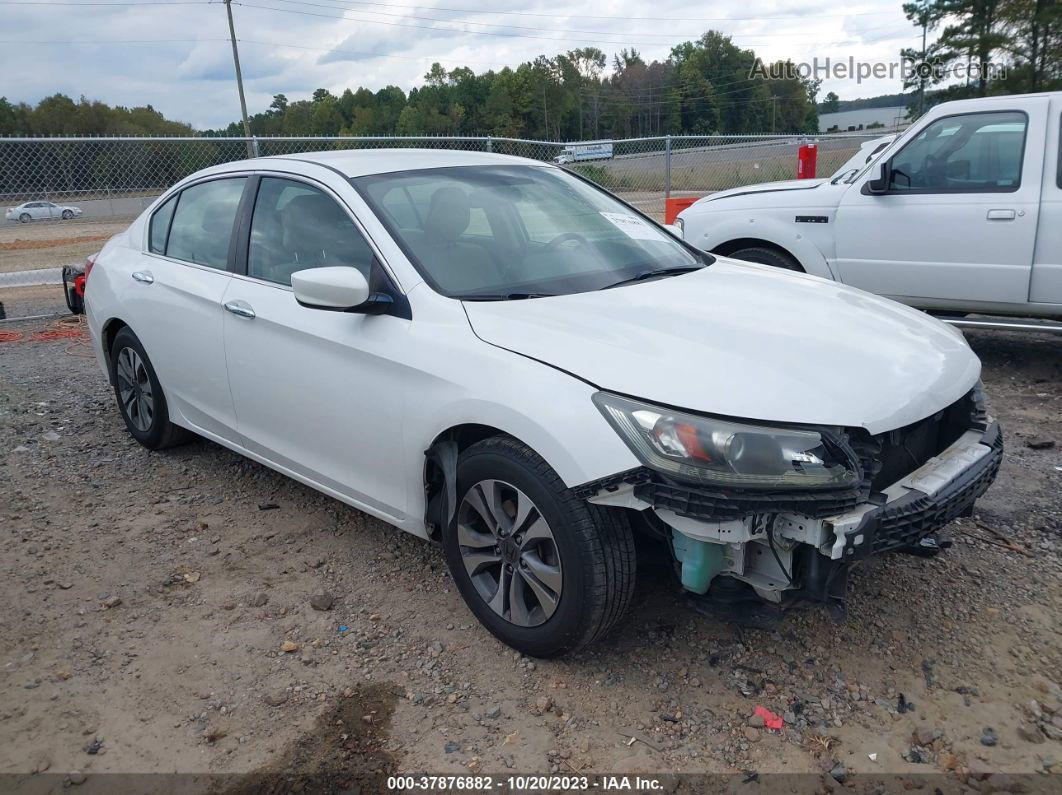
[671,529,725,594]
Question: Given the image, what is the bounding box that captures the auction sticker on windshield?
[599,211,666,241]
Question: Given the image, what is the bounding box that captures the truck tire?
[727,246,803,272]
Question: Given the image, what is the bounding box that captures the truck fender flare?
[697,216,836,281]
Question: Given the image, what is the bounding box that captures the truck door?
[834,100,1049,306]
[1030,105,1062,304]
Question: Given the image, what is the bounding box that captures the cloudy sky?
[0,0,924,129]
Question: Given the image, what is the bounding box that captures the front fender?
[684,212,837,281]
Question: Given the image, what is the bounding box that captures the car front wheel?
[109,327,191,450]
[19,213,30,223]
[443,437,636,657]
[61,209,73,220]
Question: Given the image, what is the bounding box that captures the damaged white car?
[85,150,1002,657]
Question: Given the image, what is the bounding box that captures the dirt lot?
[1,309,1060,793]
[0,221,128,274]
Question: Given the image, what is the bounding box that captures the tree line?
[203,32,819,140]
[1,32,818,141]
[902,0,1061,116]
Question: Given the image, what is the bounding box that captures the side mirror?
[291,266,390,314]
[864,162,890,195]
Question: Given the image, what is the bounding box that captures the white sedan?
[5,200,82,222]
[85,149,1001,656]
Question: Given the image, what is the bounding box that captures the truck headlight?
[593,392,859,490]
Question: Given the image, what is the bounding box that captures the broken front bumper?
[585,419,1002,603]
[824,422,1002,560]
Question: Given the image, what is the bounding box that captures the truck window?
[888,111,1027,193]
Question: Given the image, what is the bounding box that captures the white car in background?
[5,200,83,222]
[677,92,1062,319]
[85,149,1000,657]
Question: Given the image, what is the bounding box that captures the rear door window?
[165,178,247,270]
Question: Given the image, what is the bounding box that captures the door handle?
[223,300,256,319]
[986,209,1016,221]
[131,270,154,284]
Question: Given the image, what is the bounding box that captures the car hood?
[463,259,980,434]
[692,178,829,205]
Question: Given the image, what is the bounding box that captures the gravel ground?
[0,317,1060,792]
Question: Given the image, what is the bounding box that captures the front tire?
[726,246,803,271]
[443,437,636,657]
[109,327,191,450]
[19,213,30,223]
[61,209,73,220]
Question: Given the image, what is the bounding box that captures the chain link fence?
[0,131,885,320]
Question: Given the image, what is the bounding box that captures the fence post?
[664,134,672,200]
[485,136,493,153]
[251,136,261,158]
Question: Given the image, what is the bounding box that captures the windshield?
[353,165,704,299]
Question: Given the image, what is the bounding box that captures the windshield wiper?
[602,265,703,290]
[461,292,556,301]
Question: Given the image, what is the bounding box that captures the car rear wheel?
[727,246,803,271]
[61,209,73,220]
[19,213,30,223]
[109,327,191,450]
[443,436,636,657]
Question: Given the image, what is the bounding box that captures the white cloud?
[0,0,924,129]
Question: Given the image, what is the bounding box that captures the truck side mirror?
[864,162,890,195]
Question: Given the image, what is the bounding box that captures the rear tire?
[109,327,191,450]
[443,436,636,658]
[726,246,803,271]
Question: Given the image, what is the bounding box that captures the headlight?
[593,392,859,490]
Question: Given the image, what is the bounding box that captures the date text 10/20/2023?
[386,775,665,790]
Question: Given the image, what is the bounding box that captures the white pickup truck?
[677,92,1062,319]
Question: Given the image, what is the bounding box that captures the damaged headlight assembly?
[592,392,859,490]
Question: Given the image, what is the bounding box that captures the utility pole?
[917,0,930,118]
[224,0,255,158]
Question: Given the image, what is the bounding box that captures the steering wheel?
[543,232,589,251]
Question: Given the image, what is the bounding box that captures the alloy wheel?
[456,479,563,627]
[115,347,154,432]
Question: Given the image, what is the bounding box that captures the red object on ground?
[797,143,817,179]
[31,327,86,342]
[0,330,25,343]
[754,705,784,730]
[74,273,87,298]
[664,196,700,224]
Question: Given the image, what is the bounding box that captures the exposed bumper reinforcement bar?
[826,422,1003,560]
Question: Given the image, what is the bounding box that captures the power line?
[254,0,904,43]
[240,37,508,66]
[0,37,224,42]
[0,1,212,5]
[235,2,902,49]
[264,0,901,40]
[308,0,897,23]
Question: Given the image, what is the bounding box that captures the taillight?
[84,253,97,281]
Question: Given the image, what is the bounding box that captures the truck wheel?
[109,327,192,450]
[727,246,803,272]
[443,437,636,658]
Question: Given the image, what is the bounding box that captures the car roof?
[205,148,551,179]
